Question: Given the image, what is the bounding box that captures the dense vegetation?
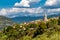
[0,17,60,40]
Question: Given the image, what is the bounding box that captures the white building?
[43,12,48,22]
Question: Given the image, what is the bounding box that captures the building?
[43,12,48,22]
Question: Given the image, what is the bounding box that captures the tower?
[43,12,48,22]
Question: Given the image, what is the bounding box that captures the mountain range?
[11,13,60,23]
[0,16,15,29]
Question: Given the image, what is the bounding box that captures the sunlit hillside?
[0,16,60,40]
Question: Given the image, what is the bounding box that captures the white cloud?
[0,7,43,17]
[45,0,60,6]
[0,7,60,18]
[15,0,30,7]
[0,8,8,15]
[15,0,40,7]
[29,0,41,2]
[8,7,42,13]
[47,8,60,13]
[45,0,56,6]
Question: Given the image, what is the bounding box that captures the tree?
[27,23,37,28]
[39,22,47,29]
[58,17,60,25]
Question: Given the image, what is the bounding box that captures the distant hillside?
[0,16,15,29]
[11,16,44,23]
[11,14,60,23]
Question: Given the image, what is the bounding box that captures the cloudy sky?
[0,0,60,18]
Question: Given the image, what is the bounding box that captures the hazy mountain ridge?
[0,16,15,29]
[11,14,60,23]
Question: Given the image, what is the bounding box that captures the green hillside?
[0,17,60,40]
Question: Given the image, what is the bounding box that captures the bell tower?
[43,12,48,22]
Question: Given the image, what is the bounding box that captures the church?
[43,12,48,22]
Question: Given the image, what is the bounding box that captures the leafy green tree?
[58,17,60,25]
[28,23,37,28]
[39,22,47,29]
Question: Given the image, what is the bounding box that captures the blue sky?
[0,0,60,18]
[0,0,46,8]
[0,0,20,8]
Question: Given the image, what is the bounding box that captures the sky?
[0,0,60,18]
